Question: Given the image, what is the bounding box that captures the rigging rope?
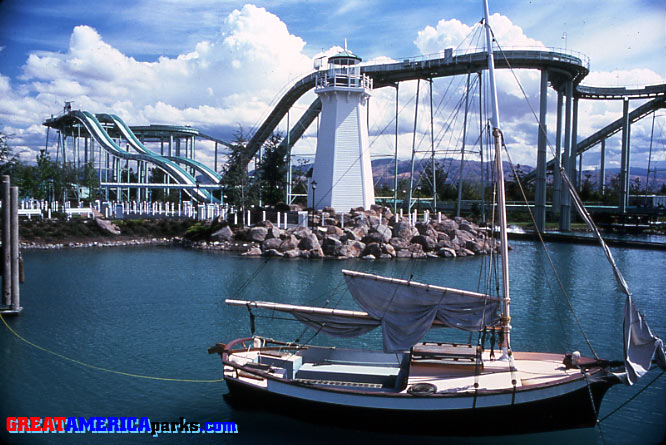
[502,144,599,359]
[0,313,223,383]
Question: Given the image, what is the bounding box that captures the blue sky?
[0,0,664,172]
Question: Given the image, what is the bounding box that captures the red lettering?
[30,417,42,432]
[43,417,55,432]
[18,417,29,432]
[6,417,18,432]
[54,417,67,432]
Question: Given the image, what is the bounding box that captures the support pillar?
[600,138,606,195]
[571,97,579,190]
[393,83,399,215]
[457,74,470,217]
[619,98,630,213]
[535,69,548,231]
[552,91,563,215]
[408,79,420,212]
[559,80,573,231]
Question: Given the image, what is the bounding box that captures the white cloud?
[2,5,315,162]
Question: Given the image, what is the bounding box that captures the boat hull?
[224,371,613,436]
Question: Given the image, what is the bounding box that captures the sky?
[0,0,664,176]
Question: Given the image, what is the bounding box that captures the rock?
[291,227,312,239]
[392,221,412,239]
[247,227,268,242]
[279,235,299,252]
[263,249,284,257]
[362,254,376,260]
[95,218,121,235]
[436,231,450,242]
[283,249,301,258]
[437,239,456,250]
[353,214,368,227]
[326,226,344,237]
[379,254,393,259]
[323,206,336,215]
[410,235,437,251]
[362,242,383,258]
[322,236,343,256]
[389,237,410,250]
[298,234,321,251]
[396,249,412,258]
[374,224,392,243]
[265,226,282,240]
[459,221,478,235]
[242,247,262,256]
[210,225,233,241]
[343,240,365,258]
[368,215,380,228]
[262,237,282,251]
[352,225,369,239]
[411,250,427,259]
[465,239,484,254]
[382,243,396,257]
[343,228,360,241]
[437,247,457,258]
[309,247,325,258]
[433,219,458,234]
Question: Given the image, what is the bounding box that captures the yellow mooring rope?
[0,313,224,383]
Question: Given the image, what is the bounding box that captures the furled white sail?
[560,171,666,383]
[343,270,500,352]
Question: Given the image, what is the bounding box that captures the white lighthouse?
[308,46,374,212]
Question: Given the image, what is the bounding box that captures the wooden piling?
[2,176,10,306]
[10,186,19,311]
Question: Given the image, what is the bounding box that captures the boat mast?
[483,0,511,359]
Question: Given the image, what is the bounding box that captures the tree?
[221,126,254,209]
[256,132,287,206]
[0,131,19,176]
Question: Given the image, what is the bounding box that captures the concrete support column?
[619,98,630,213]
[600,138,606,195]
[552,91,563,215]
[535,69,548,231]
[571,97,579,190]
[559,80,573,231]
[214,142,218,173]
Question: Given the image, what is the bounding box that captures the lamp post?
[311,180,317,229]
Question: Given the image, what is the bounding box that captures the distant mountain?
[370,157,533,187]
[283,158,665,191]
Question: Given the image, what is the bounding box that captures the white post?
[277,212,281,227]
[400,208,403,218]
[247,210,251,226]
[341,214,344,229]
[438,212,441,223]
[234,212,238,225]
[262,210,266,222]
[283,212,287,229]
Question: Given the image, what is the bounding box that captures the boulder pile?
[207,205,498,260]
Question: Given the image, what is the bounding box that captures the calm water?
[1,242,664,444]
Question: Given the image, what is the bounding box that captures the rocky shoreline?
[20,206,499,259]
[191,205,498,259]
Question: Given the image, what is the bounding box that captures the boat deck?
[223,345,587,394]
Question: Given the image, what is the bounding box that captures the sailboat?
[210,1,665,435]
